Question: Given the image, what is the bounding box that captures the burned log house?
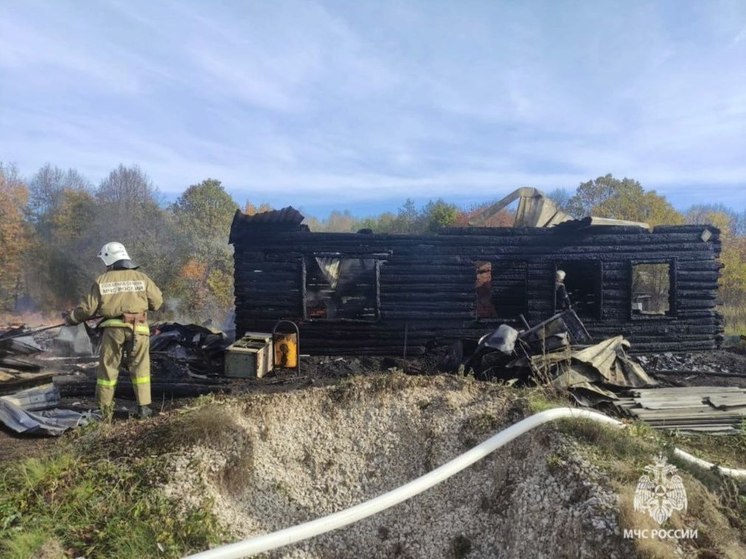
[230,208,723,356]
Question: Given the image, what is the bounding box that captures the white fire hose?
[184,407,746,559]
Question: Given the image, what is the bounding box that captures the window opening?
[476,260,528,319]
[631,261,673,317]
[304,256,379,320]
[554,261,602,319]
[476,261,497,318]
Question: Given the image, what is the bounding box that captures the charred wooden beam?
[231,212,722,355]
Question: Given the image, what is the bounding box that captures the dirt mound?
[140,375,634,558]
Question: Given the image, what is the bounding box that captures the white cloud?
[0,0,744,216]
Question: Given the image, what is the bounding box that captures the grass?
[553,412,746,559]
[506,383,746,558]
[663,421,746,470]
[556,417,661,484]
[0,409,228,559]
[721,304,746,337]
[524,385,573,413]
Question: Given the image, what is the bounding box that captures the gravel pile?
[163,374,635,558]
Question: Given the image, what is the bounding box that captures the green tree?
[356,212,397,233]
[566,174,630,218]
[32,189,99,308]
[173,179,238,247]
[51,190,98,243]
[392,198,419,233]
[420,199,459,231]
[23,165,95,308]
[735,210,746,237]
[28,164,91,236]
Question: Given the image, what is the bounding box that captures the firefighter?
[555,269,572,311]
[65,242,163,419]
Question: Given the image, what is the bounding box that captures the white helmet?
[98,242,130,266]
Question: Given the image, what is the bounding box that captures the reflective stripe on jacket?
[70,268,163,325]
[99,317,151,335]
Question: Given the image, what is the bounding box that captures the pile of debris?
[2,312,746,438]
[0,324,97,435]
[466,310,655,398]
[150,322,231,377]
[464,310,746,433]
[0,320,235,436]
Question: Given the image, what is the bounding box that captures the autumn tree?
[457,200,513,227]
[0,163,31,311]
[685,204,746,333]
[243,201,272,216]
[684,204,736,234]
[567,174,683,226]
[322,210,357,232]
[171,179,239,320]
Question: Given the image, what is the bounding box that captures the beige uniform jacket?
[70,269,163,324]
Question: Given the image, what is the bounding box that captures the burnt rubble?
[1,317,746,437]
[0,321,235,434]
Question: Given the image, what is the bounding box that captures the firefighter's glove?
[62,311,75,326]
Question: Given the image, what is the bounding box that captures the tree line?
[0,164,744,333]
[0,162,239,323]
[283,174,746,334]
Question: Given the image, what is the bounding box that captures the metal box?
[224,332,273,378]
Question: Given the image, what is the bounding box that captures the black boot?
[136,405,153,419]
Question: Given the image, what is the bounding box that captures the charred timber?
[230,210,722,355]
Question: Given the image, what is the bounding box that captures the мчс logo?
[634,454,687,524]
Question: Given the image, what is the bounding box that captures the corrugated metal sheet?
[616,386,746,433]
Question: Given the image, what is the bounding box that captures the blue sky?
[1,0,745,218]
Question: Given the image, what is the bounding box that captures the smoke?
[160,297,235,339]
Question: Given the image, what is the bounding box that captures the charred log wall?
[230,217,723,355]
